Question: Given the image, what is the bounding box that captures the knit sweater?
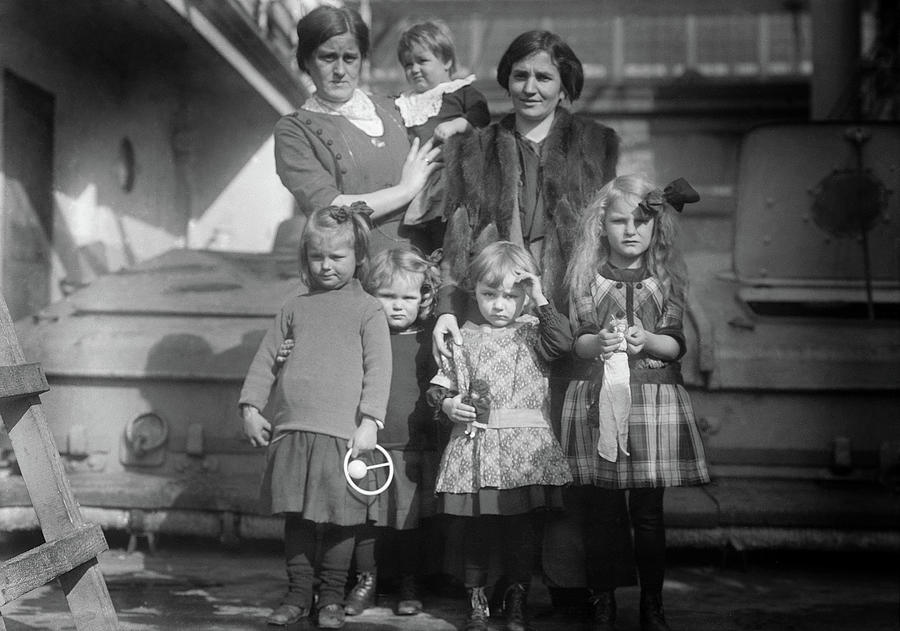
[239,279,391,440]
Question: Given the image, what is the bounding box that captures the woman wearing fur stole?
[431,29,633,625]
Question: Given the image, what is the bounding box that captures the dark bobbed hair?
[496,30,584,101]
[295,6,370,72]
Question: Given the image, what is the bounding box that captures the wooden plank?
[0,295,118,629]
[0,523,107,606]
[0,363,49,399]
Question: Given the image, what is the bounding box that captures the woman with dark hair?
[432,30,626,631]
[274,5,440,255]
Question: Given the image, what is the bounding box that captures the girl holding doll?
[562,174,710,631]
[428,241,573,631]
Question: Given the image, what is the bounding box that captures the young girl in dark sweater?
[238,203,391,629]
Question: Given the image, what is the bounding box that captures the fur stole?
[442,108,620,308]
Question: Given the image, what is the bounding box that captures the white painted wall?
[1,4,295,316]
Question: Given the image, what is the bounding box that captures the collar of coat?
[443,107,618,240]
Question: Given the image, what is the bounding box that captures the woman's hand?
[513,270,548,307]
[348,417,378,457]
[399,137,442,196]
[432,313,461,362]
[275,338,294,365]
[240,404,271,447]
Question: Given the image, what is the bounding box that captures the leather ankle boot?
[397,574,423,615]
[640,590,672,631]
[590,590,617,631]
[462,586,490,631]
[344,571,376,616]
[503,583,532,631]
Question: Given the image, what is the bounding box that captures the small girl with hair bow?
[238,202,392,629]
[562,175,709,631]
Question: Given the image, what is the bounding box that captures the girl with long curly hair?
[561,174,709,631]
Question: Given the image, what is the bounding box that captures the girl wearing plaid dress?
[561,174,709,631]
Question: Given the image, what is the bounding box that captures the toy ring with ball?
[343,445,394,496]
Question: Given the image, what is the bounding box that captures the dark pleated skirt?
[438,484,565,517]
[260,431,380,526]
[375,448,441,530]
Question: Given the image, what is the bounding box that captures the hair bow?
[329,201,375,227]
[426,247,444,266]
[638,178,700,215]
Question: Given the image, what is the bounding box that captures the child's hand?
[625,321,646,355]
[442,394,477,425]
[275,337,294,364]
[348,417,378,457]
[596,328,626,359]
[240,404,272,447]
[433,118,470,144]
[513,270,548,307]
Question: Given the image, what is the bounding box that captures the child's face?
[401,43,452,93]
[306,235,357,290]
[374,275,423,331]
[603,197,654,268]
[475,274,527,328]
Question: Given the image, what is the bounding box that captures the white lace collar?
[301,89,384,137]
[395,75,476,128]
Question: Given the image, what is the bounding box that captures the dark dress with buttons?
[273,95,412,254]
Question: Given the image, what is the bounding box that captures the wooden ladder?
[0,294,118,630]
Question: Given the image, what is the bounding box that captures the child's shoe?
[396,574,423,615]
[462,586,490,631]
[639,590,671,631]
[344,571,376,615]
[503,583,533,631]
[590,590,617,631]
[317,603,346,629]
[266,603,308,626]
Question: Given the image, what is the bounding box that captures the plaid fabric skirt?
[560,380,710,488]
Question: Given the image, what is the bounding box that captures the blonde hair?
[465,241,539,292]
[297,204,373,288]
[566,174,687,303]
[362,245,441,321]
[397,20,457,76]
